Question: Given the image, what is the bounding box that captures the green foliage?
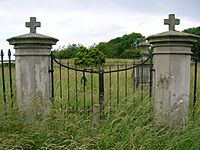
[53,32,144,59]
[120,49,141,59]
[74,46,106,67]
[53,44,81,59]
[98,96,200,150]
[1,95,200,149]
[0,110,94,149]
[96,32,144,58]
[183,26,200,60]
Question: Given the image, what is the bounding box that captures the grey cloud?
[1,0,199,21]
[0,0,199,49]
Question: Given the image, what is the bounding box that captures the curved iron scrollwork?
[52,56,150,73]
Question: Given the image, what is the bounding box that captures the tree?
[53,32,145,59]
[74,46,106,67]
[96,32,144,58]
[53,44,81,59]
[120,49,141,59]
[183,26,200,61]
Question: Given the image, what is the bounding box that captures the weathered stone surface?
[7,17,58,119]
[135,41,151,84]
[138,41,150,58]
[147,14,199,127]
[147,30,199,127]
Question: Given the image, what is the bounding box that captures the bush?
[74,46,106,67]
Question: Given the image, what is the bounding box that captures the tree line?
[53,27,200,60]
[53,32,144,59]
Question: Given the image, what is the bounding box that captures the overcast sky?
[0,0,200,52]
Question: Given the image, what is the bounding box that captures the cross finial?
[25,17,41,33]
[164,14,180,31]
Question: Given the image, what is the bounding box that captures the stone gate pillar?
[138,41,150,83]
[7,17,58,118]
[147,14,199,126]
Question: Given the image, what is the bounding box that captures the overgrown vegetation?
[1,27,200,149]
[74,46,106,67]
[1,65,200,149]
[1,94,200,149]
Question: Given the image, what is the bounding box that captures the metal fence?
[192,49,200,117]
[50,51,154,112]
[1,48,200,114]
[0,49,15,113]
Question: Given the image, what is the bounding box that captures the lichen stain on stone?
[157,75,170,89]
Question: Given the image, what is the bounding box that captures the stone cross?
[164,14,180,31]
[25,17,41,33]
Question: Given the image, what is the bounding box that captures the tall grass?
[0,109,95,149]
[99,94,200,150]
[0,94,200,149]
[1,60,200,149]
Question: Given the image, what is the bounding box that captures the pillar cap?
[147,30,199,47]
[7,33,58,46]
[138,41,150,56]
[7,17,58,48]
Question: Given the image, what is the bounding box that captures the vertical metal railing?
[141,59,144,100]
[193,49,199,117]
[136,66,139,88]
[0,49,15,112]
[59,59,63,110]
[75,67,78,111]
[99,68,104,108]
[1,50,6,112]
[82,67,86,110]
[133,62,136,101]
[149,47,153,99]
[117,63,119,104]
[109,65,112,110]
[90,67,94,111]
[193,60,198,114]
[8,49,13,109]
[50,52,54,99]
[67,61,70,109]
[125,63,128,101]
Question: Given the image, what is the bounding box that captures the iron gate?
[50,50,154,112]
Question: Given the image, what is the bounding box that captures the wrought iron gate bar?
[8,49,13,109]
